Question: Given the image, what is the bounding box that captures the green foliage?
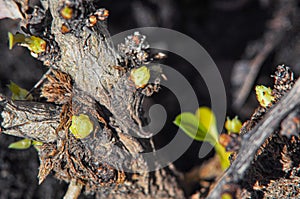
[32,140,43,151]
[8,138,43,150]
[225,116,242,133]
[8,32,46,54]
[69,114,94,139]
[130,66,151,88]
[32,140,43,146]
[7,81,33,100]
[255,85,275,108]
[8,32,25,50]
[174,107,231,170]
[8,138,31,149]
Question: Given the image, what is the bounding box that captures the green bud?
[255,85,275,108]
[130,66,151,88]
[69,114,94,139]
[225,116,242,133]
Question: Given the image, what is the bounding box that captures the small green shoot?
[255,85,275,108]
[8,139,43,150]
[174,107,231,170]
[32,140,43,151]
[7,81,33,100]
[225,116,242,133]
[8,138,32,149]
[8,32,46,54]
[7,79,41,149]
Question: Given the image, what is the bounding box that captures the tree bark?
[0,0,185,198]
[208,77,300,198]
[1,1,300,199]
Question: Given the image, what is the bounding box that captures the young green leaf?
[214,142,231,170]
[195,107,219,143]
[8,138,31,149]
[69,114,94,139]
[225,116,242,133]
[32,140,43,146]
[255,85,275,108]
[130,66,151,88]
[25,36,47,54]
[8,32,25,49]
[174,112,210,142]
[32,140,43,151]
[7,81,33,100]
[174,107,231,170]
[8,32,46,54]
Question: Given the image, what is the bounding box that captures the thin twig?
[233,43,275,109]
[232,0,296,109]
[63,179,83,199]
[207,77,300,198]
[26,68,52,98]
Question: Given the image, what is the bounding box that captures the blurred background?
[0,0,300,198]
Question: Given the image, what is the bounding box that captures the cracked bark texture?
[207,67,300,198]
[0,0,185,198]
[2,1,300,199]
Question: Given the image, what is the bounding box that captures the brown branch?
[0,93,62,143]
[207,77,300,198]
[0,1,185,198]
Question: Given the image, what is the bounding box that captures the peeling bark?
[0,0,185,198]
